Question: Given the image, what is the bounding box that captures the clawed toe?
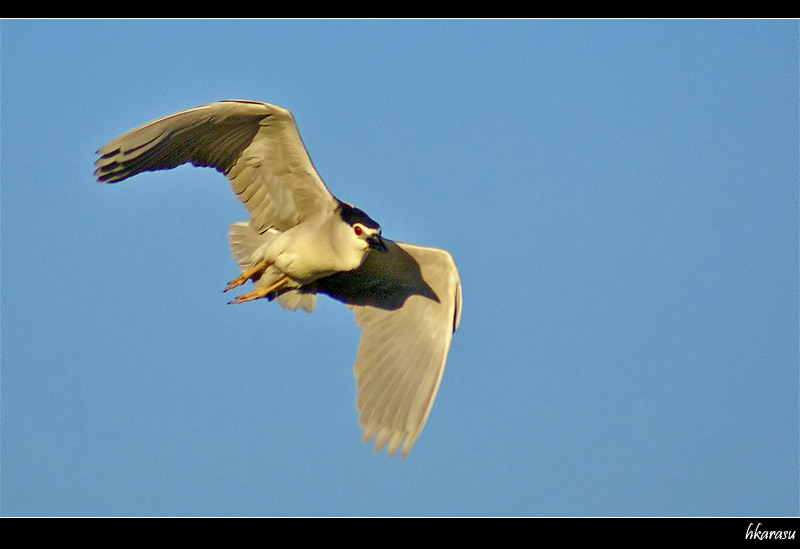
[227,276,290,305]
[224,259,269,293]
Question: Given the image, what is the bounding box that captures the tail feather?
[228,222,273,269]
[275,286,316,313]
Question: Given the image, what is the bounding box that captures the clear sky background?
[1,19,798,517]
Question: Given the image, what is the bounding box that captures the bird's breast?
[267,223,365,284]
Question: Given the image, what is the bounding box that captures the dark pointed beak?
[367,234,388,252]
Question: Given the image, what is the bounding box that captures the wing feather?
[343,242,461,459]
[94,100,337,232]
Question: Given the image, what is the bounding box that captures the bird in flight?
[94,100,462,459]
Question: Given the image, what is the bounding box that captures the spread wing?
[316,240,462,458]
[94,99,338,232]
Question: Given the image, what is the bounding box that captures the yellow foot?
[224,259,269,293]
[227,276,290,305]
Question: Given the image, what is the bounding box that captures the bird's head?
[337,201,387,254]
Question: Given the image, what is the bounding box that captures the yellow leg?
[224,259,269,293]
[227,276,290,305]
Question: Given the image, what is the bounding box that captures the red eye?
[354,225,363,236]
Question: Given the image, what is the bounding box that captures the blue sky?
[1,19,798,517]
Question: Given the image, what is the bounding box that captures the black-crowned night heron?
[94,100,462,459]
